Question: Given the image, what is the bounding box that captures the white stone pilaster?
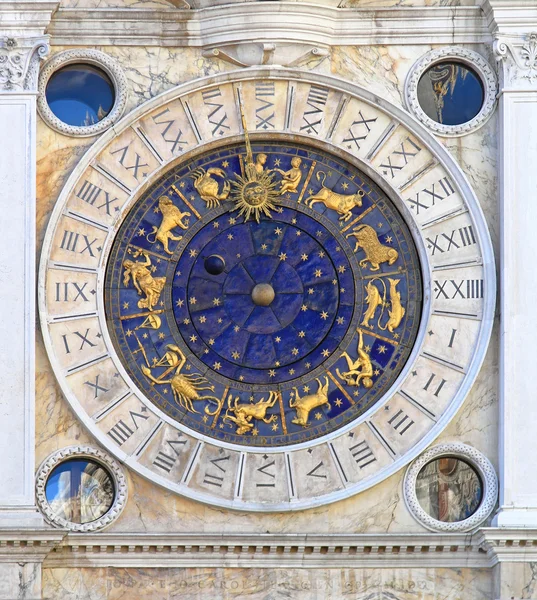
[0,6,55,528]
[491,26,537,527]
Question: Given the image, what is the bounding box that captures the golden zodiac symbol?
[146,195,190,255]
[190,167,231,208]
[304,171,365,222]
[289,377,330,427]
[123,250,166,311]
[346,224,399,271]
[141,345,223,415]
[138,314,162,330]
[361,278,405,332]
[336,330,374,389]
[222,392,278,435]
[274,157,303,194]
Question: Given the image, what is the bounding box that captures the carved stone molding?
[403,443,498,533]
[0,36,49,92]
[202,43,329,69]
[35,446,128,533]
[494,32,537,88]
[404,47,498,137]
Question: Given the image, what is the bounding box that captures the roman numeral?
[349,440,376,469]
[61,328,100,354]
[152,108,188,153]
[84,374,108,399]
[107,408,149,446]
[423,373,447,397]
[434,279,484,300]
[448,328,457,348]
[380,137,421,179]
[153,434,187,472]
[60,230,100,257]
[255,82,275,130]
[256,458,276,487]
[426,225,477,255]
[406,176,455,214]
[76,180,119,216]
[203,454,230,487]
[54,282,91,302]
[300,85,329,135]
[342,111,377,150]
[201,88,230,137]
[110,144,149,181]
[388,409,414,435]
[306,461,327,479]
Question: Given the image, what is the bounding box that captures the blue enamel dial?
[105,142,422,447]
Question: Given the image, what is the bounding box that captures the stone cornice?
[476,528,537,566]
[481,0,537,36]
[46,5,491,47]
[0,2,59,38]
[0,528,66,564]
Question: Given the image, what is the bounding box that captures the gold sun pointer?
[230,87,280,223]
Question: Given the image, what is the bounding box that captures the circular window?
[36,446,127,531]
[417,62,484,126]
[404,443,497,532]
[405,47,497,137]
[45,458,115,524]
[415,457,482,522]
[38,49,128,137]
[45,64,115,127]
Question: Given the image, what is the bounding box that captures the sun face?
[230,157,280,222]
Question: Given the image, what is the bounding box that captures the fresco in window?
[416,457,483,522]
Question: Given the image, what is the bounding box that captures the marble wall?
[42,566,493,600]
[35,41,499,535]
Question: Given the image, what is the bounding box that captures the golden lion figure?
[146,195,190,255]
[289,377,330,427]
[346,224,399,271]
[223,392,278,435]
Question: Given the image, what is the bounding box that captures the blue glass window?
[45,459,114,524]
[45,64,115,127]
[417,62,484,126]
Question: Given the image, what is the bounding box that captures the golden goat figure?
[223,392,278,435]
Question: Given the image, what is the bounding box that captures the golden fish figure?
[223,392,278,435]
[385,278,405,333]
[361,281,383,328]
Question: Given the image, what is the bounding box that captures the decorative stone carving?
[37,49,128,137]
[494,32,537,88]
[404,47,498,137]
[0,36,49,92]
[404,442,498,533]
[202,43,329,69]
[35,445,127,532]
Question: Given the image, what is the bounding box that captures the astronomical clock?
[39,70,494,511]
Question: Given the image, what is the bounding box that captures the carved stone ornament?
[403,442,498,533]
[35,445,128,532]
[494,32,537,88]
[404,47,498,137]
[0,36,50,92]
[37,49,128,137]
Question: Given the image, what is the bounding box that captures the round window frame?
[403,442,498,532]
[404,47,498,137]
[36,445,128,532]
[37,49,128,137]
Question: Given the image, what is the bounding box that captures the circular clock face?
[39,70,494,510]
[104,142,422,447]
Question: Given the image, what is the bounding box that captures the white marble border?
[404,442,498,532]
[404,47,498,137]
[37,49,128,137]
[38,68,496,511]
[35,445,127,532]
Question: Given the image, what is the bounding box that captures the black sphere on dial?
[204,254,226,275]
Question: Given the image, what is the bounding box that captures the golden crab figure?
[230,164,280,223]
